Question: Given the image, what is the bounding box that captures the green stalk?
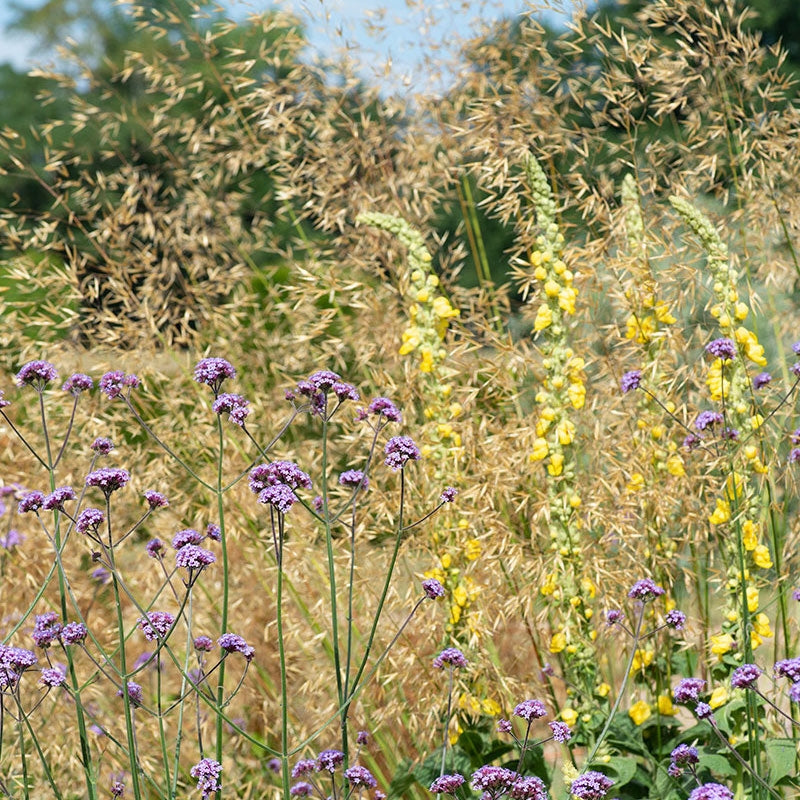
[215,415,229,784]
[171,592,193,799]
[276,513,291,800]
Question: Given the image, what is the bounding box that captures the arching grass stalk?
[584,602,646,767]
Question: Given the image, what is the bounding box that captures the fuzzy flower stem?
[401,501,447,531]
[107,499,143,800]
[53,394,79,469]
[0,410,47,469]
[440,664,455,777]
[585,602,646,767]
[516,718,534,774]
[116,509,153,545]
[123,396,214,491]
[214,414,229,786]
[753,688,800,729]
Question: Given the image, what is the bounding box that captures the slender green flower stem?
[107,498,143,800]
[14,696,63,800]
[16,710,29,799]
[157,654,171,794]
[275,511,291,800]
[215,415,229,786]
[440,665,454,777]
[171,591,194,799]
[584,603,645,767]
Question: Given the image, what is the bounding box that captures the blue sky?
[0,0,570,94]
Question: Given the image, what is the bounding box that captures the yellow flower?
[596,683,610,698]
[742,521,758,551]
[734,302,749,320]
[548,453,564,477]
[482,698,501,716]
[567,382,586,409]
[557,420,575,445]
[449,604,461,625]
[580,577,596,599]
[657,695,675,716]
[746,587,759,613]
[753,544,773,569]
[627,473,644,492]
[544,279,560,297]
[654,302,676,324]
[558,287,576,314]
[629,700,651,725]
[709,498,731,525]
[464,539,482,561]
[399,327,421,355]
[449,402,463,418]
[630,649,654,673]
[453,585,468,607]
[666,454,685,477]
[530,438,549,462]
[534,265,548,280]
[424,567,446,584]
[751,631,763,649]
[711,633,735,655]
[753,613,773,638]
[433,296,459,319]
[541,573,557,597]
[709,687,729,709]
[440,553,452,569]
[419,349,434,373]
[570,494,582,509]
[549,632,567,653]
[534,305,553,332]
[561,708,578,726]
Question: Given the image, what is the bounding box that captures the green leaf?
[604,756,637,788]
[696,747,737,778]
[766,738,797,784]
[387,759,418,799]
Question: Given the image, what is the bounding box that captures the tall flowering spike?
[62,373,93,395]
[193,357,235,393]
[16,360,58,388]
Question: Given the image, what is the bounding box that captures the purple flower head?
[673,677,706,704]
[605,609,624,626]
[206,523,221,541]
[332,381,360,402]
[194,358,236,392]
[433,647,468,670]
[258,484,298,513]
[695,411,723,431]
[175,544,216,571]
[91,437,114,455]
[249,461,312,493]
[440,486,458,503]
[1,646,37,671]
[513,699,548,721]
[0,668,19,690]
[792,362,800,378]
[117,681,143,706]
[18,491,45,514]
[509,776,548,800]
[145,538,165,559]
[470,766,517,792]
[753,372,772,389]
[793,588,800,601]
[144,490,169,509]
[422,578,445,599]
[706,338,737,360]
[790,683,800,704]
[172,529,204,549]
[309,371,342,392]
[384,436,421,471]
[665,609,686,630]
[111,780,125,798]
[721,427,739,441]
[694,702,713,719]
[569,771,614,800]
[344,766,377,788]
[291,759,317,779]
[792,429,800,446]
[312,496,323,512]
[365,396,403,423]
[496,718,513,734]
[0,529,24,551]
[620,370,641,393]
[774,658,800,683]
[627,579,665,602]
[99,371,140,399]
[92,566,111,585]
[213,393,250,426]
[339,470,369,491]
[540,663,555,678]
[670,744,699,769]
[40,667,67,688]
[688,784,733,800]
[62,373,93,395]
[790,449,800,464]
[0,390,10,408]
[194,636,215,652]
[430,774,465,795]
[32,612,62,648]
[549,720,572,742]
[137,612,175,642]
[16,360,58,389]
[356,730,370,745]
[317,749,345,773]
[290,783,313,797]
[731,663,760,690]
[86,468,130,496]
[61,622,88,645]
[683,432,704,451]
[266,758,281,774]
[42,486,76,511]
[218,633,255,661]
[190,758,222,799]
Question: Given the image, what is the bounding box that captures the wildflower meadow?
[2,0,800,798]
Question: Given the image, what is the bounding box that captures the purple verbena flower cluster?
[433,647,468,669]
[100,371,140,400]
[190,758,223,799]
[384,436,421,470]
[627,578,665,602]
